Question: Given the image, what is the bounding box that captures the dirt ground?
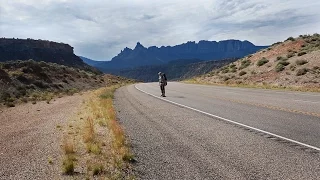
[0,93,87,180]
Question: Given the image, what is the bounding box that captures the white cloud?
[0,0,320,60]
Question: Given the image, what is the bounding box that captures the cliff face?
[97,40,267,71]
[0,38,100,73]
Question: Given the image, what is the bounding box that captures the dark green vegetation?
[116,58,238,82]
[256,57,269,66]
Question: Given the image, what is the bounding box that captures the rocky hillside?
[116,58,237,82]
[95,40,267,72]
[0,60,134,107]
[0,38,100,74]
[189,34,320,92]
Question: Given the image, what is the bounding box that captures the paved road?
[114,83,320,179]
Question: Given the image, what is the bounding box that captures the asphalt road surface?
[114,82,320,179]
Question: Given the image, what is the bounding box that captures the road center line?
[134,84,320,152]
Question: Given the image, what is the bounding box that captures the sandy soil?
[0,94,86,180]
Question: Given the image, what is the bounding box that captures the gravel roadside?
[0,94,86,180]
[114,85,320,180]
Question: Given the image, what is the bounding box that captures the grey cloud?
[1,0,320,60]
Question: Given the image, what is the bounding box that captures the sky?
[1,0,320,60]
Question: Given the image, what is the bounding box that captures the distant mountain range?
[79,56,102,66]
[0,38,100,74]
[89,40,267,73]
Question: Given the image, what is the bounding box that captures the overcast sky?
[1,0,320,60]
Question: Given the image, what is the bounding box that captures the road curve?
[114,83,320,179]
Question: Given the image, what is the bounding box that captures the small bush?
[239,71,247,76]
[313,66,319,70]
[296,68,308,76]
[275,64,285,72]
[257,58,269,66]
[63,157,74,175]
[286,37,295,41]
[296,60,308,65]
[87,143,101,154]
[278,61,290,66]
[276,56,288,61]
[5,102,15,107]
[92,164,104,176]
[297,51,307,56]
[240,60,251,69]
[221,68,229,73]
[272,42,282,46]
[122,153,136,163]
[287,52,295,58]
[230,68,237,73]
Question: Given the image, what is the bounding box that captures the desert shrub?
[33,80,49,88]
[62,79,68,84]
[240,60,251,69]
[122,153,136,163]
[239,71,247,76]
[296,68,308,76]
[286,37,295,41]
[63,157,74,175]
[230,68,237,73]
[275,64,285,72]
[278,61,290,66]
[297,51,307,56]
[5,102,15,107]
[272,42,282,46]
[221,68,229,74]
[92,164,104,176]
[257,58,269,66]
[0,91,11,101]
[296,60,308,65]
[223,76,230,81]
[276,56,288,61]
[287,52,295,58]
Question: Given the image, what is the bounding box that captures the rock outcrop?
[0,38,100,74]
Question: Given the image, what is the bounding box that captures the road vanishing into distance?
[114,82,320,179]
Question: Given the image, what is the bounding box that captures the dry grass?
[83,117,95,143]
[63,137,74,154]
[61,83,135,179]
[185,34,320,92]
[62,137,76,175]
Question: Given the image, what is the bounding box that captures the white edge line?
[134,84,320,152]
